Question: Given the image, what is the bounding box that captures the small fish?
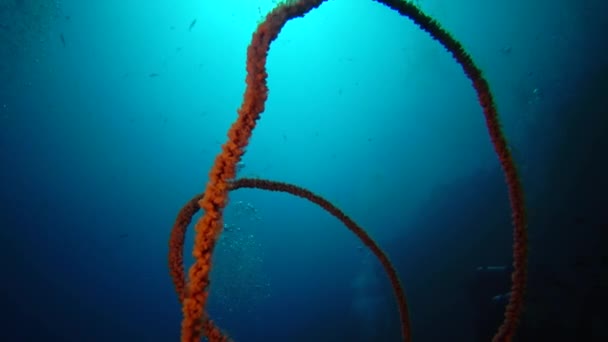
[149,73,159,78]
[60,33,66,47]
[189,18,197,31]
[236,161,246,174]
[119,233,129,239]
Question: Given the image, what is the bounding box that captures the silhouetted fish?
[149,73,159,78]
[60,33,66,47]
[189,18,197,31]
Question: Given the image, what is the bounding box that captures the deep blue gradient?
[1,0,607,341]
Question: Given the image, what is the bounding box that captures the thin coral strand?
[230,178,411,341]
[180,2,325,341]
[176,0,527,340]
[168,193,230,341]
[169,178,411,341]
[372,1,528,340]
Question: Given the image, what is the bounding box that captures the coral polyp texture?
[168,1,527,341]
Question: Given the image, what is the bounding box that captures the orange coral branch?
[180,3,325,341]
[169,193,199,304]
[173,0,527,341]
[168,192,230,341]
[169,178,411,341]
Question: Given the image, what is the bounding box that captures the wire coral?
[169,0,527,341]
[169,178,410,341]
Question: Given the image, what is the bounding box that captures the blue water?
[1,0,606,341]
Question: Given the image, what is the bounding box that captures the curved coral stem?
[169,178,411,341]
[173,0,527,341]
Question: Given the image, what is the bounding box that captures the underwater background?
[1,0,606,341]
